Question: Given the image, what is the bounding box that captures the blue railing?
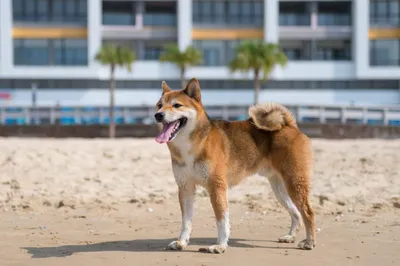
[1,104,399,126]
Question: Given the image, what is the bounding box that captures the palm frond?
[160,44,203,69]
[229,41,287,81]
[95,43,136,72]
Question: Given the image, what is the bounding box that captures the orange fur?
[156,78,316,254]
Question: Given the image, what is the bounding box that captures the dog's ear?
[161,81,171,94]
[183,78,201,102]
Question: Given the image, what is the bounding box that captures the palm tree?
[229,41,288,104]
[95,44,135,138]
[159,44,203,88]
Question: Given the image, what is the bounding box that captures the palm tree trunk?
[109,64,116,138]
[180,67,186,88]
[253,69,260,105]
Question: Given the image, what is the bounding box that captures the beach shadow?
[22,237,299,258]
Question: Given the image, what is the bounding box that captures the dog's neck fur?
[167,108,211,162]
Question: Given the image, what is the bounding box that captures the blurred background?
[0,0,399,130]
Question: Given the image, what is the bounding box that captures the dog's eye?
[173,103,182,108]
[157,103,162,109]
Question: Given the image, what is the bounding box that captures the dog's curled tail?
[248,102,297,131]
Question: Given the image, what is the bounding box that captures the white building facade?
[0,0,399,106]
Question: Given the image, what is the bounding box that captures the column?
[0,0,13,73]
[264,0,278,43]
[178,0,192,51]
[310,2,318,29]
[135,1,144,28]
[88,0,102,68]
[353,0,369,78]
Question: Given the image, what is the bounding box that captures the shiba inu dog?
[154,78,316,254]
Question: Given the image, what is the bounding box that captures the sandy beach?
[0,138,399,265]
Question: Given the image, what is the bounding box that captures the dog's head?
[154,78,204,144]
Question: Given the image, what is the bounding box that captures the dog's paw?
[167,240,186,251]
[199,245,227,254]
[297,239,315,250]
[278,235,296,243]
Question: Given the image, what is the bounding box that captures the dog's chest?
[170,142,209,186]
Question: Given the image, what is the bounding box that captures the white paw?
[167,240,186,251]
[199,245,227,254]
[278,235,296,243]
[297,239,315,250]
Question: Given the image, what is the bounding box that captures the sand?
[0,138,399,265]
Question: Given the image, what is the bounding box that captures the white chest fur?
[170,140,209,187]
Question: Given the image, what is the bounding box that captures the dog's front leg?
[200,181,230,254]
[167,182,196,251]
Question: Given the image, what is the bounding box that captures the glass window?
[203,48,220,66]
[37,0,49,21]
[370,39,400,66]
[25,0,36,21]
[54,39,88,66]
[317,2,351,26]
[193,1,263,26]
[279,2,311,26]
[102,1,135,25]
[13,0,87,23]
[214,2,225,24]
[78,0,87,19]
[283,48,302,60]
[14,39,50,66]
[144,46,163,60]
[13,0,24,20]
[14,38,87,66]
[52,0,64,22]
[370,0,400,26]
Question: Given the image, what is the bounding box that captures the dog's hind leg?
[267,174,301,243]
[281,172,316,250]
[167,182,196,251]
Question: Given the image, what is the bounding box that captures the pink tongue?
[155,121,179,144]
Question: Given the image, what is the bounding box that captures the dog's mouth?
[155,117,188,144]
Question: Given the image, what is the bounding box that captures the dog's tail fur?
[248,102,297,131]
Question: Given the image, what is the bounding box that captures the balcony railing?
[1,104,399,126]
[143,13,176,26]
[317,14,351,26]
[102,12,136,26]
[279,14,311,26]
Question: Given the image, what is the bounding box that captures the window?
[317,2,351,26]
[370,39,400,66]
[14,38,88,66]
[280,40,313,60]
[193,40,256,66]
[283,48,302,60]
[54,39,88,66]
[0,79,398,90]
[143,1,176,26]
[13,0,87,23]
[14,39,50,66]
[102,1,135,25]
[144,45,163,60]
[370,0,400,26]
[279,2,311,26]
[193,0,263,26]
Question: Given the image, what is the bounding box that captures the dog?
[154,78,316,254]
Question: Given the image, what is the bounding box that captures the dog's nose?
[154,112,165,122]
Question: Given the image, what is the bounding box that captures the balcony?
[102,12,135,26]
[318,14,351,26]
[143,13,176,27]
[279,14,311,26]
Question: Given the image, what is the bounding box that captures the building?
[0,0,399,107]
